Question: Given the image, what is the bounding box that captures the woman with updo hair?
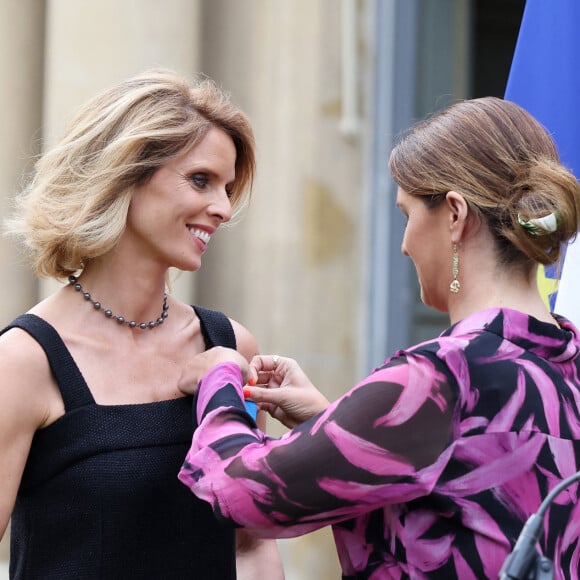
[388,96,579,271]
[178,97,580,578]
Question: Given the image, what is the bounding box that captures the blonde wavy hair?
[389,97,580,269]
[6,69,256,279]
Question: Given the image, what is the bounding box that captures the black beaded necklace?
[68,275,169,330]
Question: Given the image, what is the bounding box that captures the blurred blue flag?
[504,0,580,321]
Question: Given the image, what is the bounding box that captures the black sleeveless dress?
[2,306,237,580]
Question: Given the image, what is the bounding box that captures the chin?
[173,258,202,273]
[420,291,447,313]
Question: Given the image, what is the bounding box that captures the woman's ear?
[445,191,468,242]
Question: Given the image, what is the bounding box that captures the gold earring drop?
[449,244,460,294]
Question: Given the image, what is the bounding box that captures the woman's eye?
[189,173,208,188]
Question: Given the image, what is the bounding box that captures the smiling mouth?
[187,227,211,245]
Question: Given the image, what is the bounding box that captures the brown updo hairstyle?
[6,69,256,279]
[388,96,580,270]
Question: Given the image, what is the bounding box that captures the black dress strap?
[0,313,95,410]
[192,305,237,349]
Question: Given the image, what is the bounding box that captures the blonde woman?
[0,70,282,580]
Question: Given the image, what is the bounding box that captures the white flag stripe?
[555,239,580,324]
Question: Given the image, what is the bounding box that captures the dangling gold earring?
[449,244,461,294]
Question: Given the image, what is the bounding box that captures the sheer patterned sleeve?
[178,353,456,539]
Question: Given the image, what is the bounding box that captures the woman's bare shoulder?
[229,317,259,360]
[0,325,62,428]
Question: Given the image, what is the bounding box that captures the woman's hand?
[179,346,249,395]
[244,355,330,428]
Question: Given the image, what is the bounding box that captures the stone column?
[41,0,202,301]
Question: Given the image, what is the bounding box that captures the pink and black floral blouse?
[179,308,580,579]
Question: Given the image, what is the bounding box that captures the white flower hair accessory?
[517,211,559,236]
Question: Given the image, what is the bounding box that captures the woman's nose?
[210,189,233,223]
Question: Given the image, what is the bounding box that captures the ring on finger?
[272,355,280,366]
